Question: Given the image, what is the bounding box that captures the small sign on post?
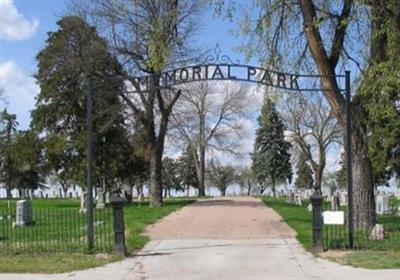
[322,211,344,225]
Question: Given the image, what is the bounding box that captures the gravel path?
[145,197,295,240]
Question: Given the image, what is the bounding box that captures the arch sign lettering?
[130,44,347,93]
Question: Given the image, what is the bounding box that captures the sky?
[0,0,343,186]
[0,0,254,128]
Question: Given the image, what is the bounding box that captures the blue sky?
[1,0,250,129]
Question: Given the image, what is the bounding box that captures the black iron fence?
[0,206,114,254]
[322,203,400,250]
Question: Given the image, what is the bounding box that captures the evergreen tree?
[294,151,313,189]
[31,16,134,192]
[178,146,198,195]
[252,97,292,197]
[162,157,183,197]
[0,109,18,198]
[11,130,47,197]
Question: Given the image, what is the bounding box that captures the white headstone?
[339,191,347,206]
[369,224,384,240]
[15,200,34,227]
[376,195,389,214]
[295,195,302,206]
[96,191,105,209]
[79,191,88,213]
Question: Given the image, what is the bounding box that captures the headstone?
[376,195,389,214]
[339,191,347,206]
[369,224,384,240]
[289,192,295,204]
[79,191,88,213]
[96,191,105,209]
[295,195,302,206]
[15,200,34,227]
[331,195,340,211]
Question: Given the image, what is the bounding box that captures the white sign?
[323,211,344,225]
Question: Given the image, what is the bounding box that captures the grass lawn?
[262,197,400,269]
[0,198,194,273]
[323,250,400,269]
[262,197,312,249]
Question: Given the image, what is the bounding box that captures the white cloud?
[0,60,39,128]
[0,0,39,40]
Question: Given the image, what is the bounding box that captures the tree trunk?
[314,165,323,191]
[299,0,376,229]
[350,117,376,228]
[272,176,276,198]
[149,142,163,207]
[6,188,11,199]
[198,146,206,197]
[246,180,252,196]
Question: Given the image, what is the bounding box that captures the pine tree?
[178,146,198,195]
[0,109,19,198]
[31,16,133,192]
[294,151,313,189]
[252,97,292,197]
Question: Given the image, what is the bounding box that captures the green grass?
[0,198,194,273]
[325,250,400,269]
[262,197,312,249]
[0,253,122,273]
[0,201,113,253]
[263,197,400,269]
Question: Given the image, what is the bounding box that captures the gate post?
[110,196,127,256]
[310,189,323,253]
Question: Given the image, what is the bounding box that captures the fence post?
[310,189,323,253]
[110,196,127,256]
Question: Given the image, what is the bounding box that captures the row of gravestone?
[79,190,145,213]
[288,190,399,216]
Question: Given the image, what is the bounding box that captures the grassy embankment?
[0,198,193,273]
[263,197,400,269]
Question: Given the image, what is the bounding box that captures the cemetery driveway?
[2,197,400,280]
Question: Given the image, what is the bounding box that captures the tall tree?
[227,0,388,228]
[74,0,203,206]
[32,16,132,194]
[0,109,18,198]
[252,97,292,197]
[294,151,314,189]
[162,157,183,197]
[11,130,47,197]
[236,166,256,196]
[207,160,236,197]
[178,146,199,196]
[282,92,341,189]
[359,1,400,182]
[170,81,248,196]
